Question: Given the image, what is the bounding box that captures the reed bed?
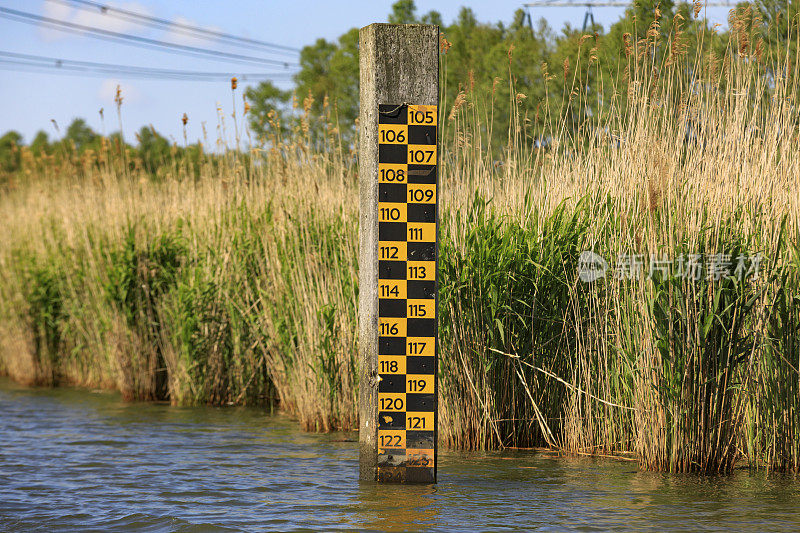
[1,12,798,473]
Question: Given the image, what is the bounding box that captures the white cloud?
[40,0,153,42]
[163,16,220,47]
[98,79,141,106]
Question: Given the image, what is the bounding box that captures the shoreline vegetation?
[1,3,799,474]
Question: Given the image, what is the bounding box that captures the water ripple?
[2,378,800,532]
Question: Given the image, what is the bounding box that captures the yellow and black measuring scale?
[375,103,438,483]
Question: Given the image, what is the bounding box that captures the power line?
[0,59,296,82]
[0,7,299,68]
[60,0,300,56]
[0,51,296,82]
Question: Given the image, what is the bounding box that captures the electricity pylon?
[523,1,738,31]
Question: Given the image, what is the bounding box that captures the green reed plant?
[439,194,596,450]
[14,252,66,385]
[750,221,800,472]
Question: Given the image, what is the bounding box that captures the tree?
[389,0,418,24]
[421,10,443,26]
[439,7,551,146]
[294,29,360,127]
[136,126,171,175]
[0,131,23,173]
[64,118,99,152]
[752,0,798,74]
[244,0,446,144]
[30,131,50,156]
[5,0,786,160]
[244,81,291,141]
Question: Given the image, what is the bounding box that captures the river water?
[2,378,800,532]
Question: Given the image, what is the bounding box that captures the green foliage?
[751,218,800,472]
[0,131,23,173]
[439,194,594,448]
[237,0,800,150]
[421,10,443,26]
[30,131,50,156]
[244,81,291,141]
[104,227,186,329]
[4,0,797,159]
[632,220,767,472]
[14,252,67,383]
[0,118,215,188]
[269,210,359,428]
[245,1,442,141]
[101,227,186,399]
[294,28,360,126]
[389,0,417,24]
[135,126,172,176]
[64,118,100,152]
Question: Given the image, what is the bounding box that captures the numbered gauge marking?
[377,103,438,483]
[408,104,437,125]
[379,280,406,299]
[408,184,436,204]
[379,318,406,337]
[406,448,435,467]
[406,412,434,430]
[407,299,435,318]
[407,145,437,165]
[406,337,435,357]
[379,124,408,144]
[379,393,406,412]
[407,261,436,281]
[407,223,436,242]
[378,241,407,261]
[378,355,406,374]
[379,163,408,183]
[378,202,407,223]
[406,374,434,393]
[378,430,406,449]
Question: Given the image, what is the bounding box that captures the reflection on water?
[353,483,439,531]
[2,377,800,532]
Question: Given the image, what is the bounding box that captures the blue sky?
[0,1,733,145]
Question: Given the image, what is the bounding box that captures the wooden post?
[358,23,439,483]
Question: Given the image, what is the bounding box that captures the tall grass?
[0,119,359,430]
[1,10,799,473]
[436,8,800,473]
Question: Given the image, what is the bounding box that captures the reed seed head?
[439,33,452,54]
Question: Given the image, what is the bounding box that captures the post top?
[359,22,439,32]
